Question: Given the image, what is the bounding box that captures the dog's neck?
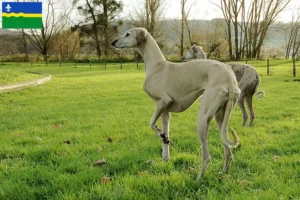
[196,50,203,59]
[136,34,166,75]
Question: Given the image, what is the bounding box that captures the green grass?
[0,61,299,199]
[0,66,44,85]
[230,59,297,76]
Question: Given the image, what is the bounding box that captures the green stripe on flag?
[2,17,42,29]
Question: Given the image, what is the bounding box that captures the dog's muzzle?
[111,40,118,47]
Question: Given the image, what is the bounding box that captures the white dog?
[184,45,207,60]
[184,45,265,126]
[111,27,240,179]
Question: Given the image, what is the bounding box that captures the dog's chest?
[143,78,164,100]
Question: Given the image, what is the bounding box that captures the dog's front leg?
[161,112,171,161]
[149,98,172,134]
[149,98,172,160]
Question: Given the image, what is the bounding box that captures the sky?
[121,0,300,23]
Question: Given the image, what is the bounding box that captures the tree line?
[0,0,299,62]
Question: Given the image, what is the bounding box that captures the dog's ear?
[192,45,197,53]
[136,29,147,45]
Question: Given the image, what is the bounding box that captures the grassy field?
[0,66,44,85]
[0,61,299,199]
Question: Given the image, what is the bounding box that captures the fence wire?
[0,59,298,77]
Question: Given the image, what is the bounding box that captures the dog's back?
[168,59,235,84]
[227,63,260,96]
[157,59,237,92]
[228,63,259,81]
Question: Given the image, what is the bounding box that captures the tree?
[217,0,291,59]
[25,0,73,64]
[130,0,166,39]
[244,0,292,59]
[74,0,122,59]
[179,0,188,57]
[147,0,160,36]
[284,9,300,58]
[20,29,29,61]
[202,19,228,60]
[15,0,29,61]
[219,0,234,59]
[220,0,244,60]
[170,0,190,57]
[184,4,196,46]
[128,0,166,61]
[51,30,81,61]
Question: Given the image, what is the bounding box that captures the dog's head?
[111,27,148,49]
[183,45,198,60]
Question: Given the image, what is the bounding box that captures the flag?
[2,2,42,29]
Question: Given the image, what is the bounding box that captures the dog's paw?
[162,157,170,162]
[163,137,171,144]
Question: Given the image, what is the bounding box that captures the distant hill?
[118,19,287,55]
[0,19,289,57]
[0,29,20,36]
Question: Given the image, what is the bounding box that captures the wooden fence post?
[120,60,123,70]
[293,57,296,77]
[136,54,139,69]
[267,58,270,75]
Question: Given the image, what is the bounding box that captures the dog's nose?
[111,40,117,46]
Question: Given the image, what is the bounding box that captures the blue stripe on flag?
[2,2,42,14]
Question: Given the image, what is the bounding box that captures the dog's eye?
[125,33,130,37]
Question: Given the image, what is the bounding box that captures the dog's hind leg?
[197,88,227,180]
[161,112,171,161]
[237,94,248,126]
[245,95,255,127]
[215,106,233,173]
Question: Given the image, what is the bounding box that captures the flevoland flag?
[2,2,42,29]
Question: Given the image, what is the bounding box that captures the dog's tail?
[254,72,265,99]
[220,81,239,148]
[256,91,265,99]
